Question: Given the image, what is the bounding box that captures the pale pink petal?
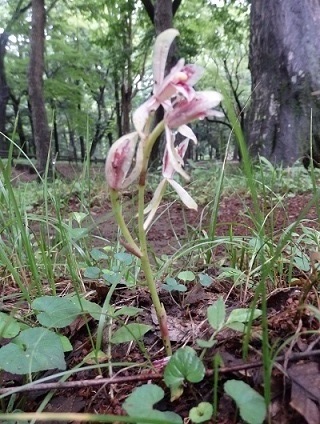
[181,64,204,86]
[121,142,144,188]
[153,29,180,89]
[133,97,158,137]
[178,125,198,144]
[105,132,139,190]
[167,179,198,210]
[165,91,223,128]
[165,126,190,181]
[154,58,185,103]
[143,179,168,230]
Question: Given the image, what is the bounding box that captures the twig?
[1,349,320,395]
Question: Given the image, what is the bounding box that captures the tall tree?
[28,0,51,173]
[141,0,183,162]
[246,0,320,165]
[0,0,31,156]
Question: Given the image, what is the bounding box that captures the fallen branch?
[1,349,319,395]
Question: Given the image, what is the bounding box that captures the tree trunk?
[246,0,320,166]
[28,0,51,174]
[0,32,10,156]
[10,92,28,155]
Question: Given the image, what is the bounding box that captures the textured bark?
[28,0,51,174]
[247,0,320,165]
[0,32,10,156]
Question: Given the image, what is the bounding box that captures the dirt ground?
[3,163,320,423]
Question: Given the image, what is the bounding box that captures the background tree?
[246,0,320,165]
[28,0,51,173]
[0,0,31,156]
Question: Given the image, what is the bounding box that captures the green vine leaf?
[164,347,205,400]
[123,384,182,424]
[224,380,266,424]
[189,402,213,423]
[0,328,66,374]
[110,323,152,344]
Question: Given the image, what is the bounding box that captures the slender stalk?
[110,189,142,258]
[137,183,172,356]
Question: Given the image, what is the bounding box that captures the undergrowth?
[0,137,320,423]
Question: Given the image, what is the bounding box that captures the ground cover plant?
[1,31,320,424]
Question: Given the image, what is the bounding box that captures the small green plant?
[105,29,223,355]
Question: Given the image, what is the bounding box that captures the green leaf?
[59,335,73,352]
[198,273,213,287]
[207,298,226,331]
[0,312,20,339]
[114,252,133,265]
[0,328,66,374]
[123,384,182,424]
[224,380,266,424]
[32,296,80,328]
[162,277,187,292]
[113,306,142,317]
[90,248,109,261]
[196,339,217,348]
[32,296,102,328]
[177,270,195,282]
[225,322,245,332]
[164,347,205,389]
[189,402,213,423]
[226,308,262,325]
[110,323,152,344]
[83,266,101,279]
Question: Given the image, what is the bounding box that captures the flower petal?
[165,126,190,181]
[178,125,198,144]
[144,179,168,230]
[165,91,223,128]
[167,178,198,210]
[133,97,158,138]
[153,28,180,89]
[105,132,139,190]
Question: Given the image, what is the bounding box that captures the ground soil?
[2,163,320,423]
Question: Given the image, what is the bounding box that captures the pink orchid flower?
[105,132,141,190]
[165,91,224,129]
[133,29,204,137]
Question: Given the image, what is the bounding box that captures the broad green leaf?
[113,306,142,317]
[226,308,262,325]
[32,296,80,327]
[177,270,195,282]
[164,347,205,388]
[196,338,217,348]
[225,322,245,332]
[32,296,102,328]
[71,212,87,224]
[110,323,152,344]
[123,384,182,424]
[83,266,101,279]
[207,298,226,331]
[0,312,20,339]
[0,328,66,374]
[224,380,266,424]
[198,273,213,287]
[114,252,133,265]
[59,335,73,352]
[162,277,187,292]
[90,248,109,261]
[189,402,213,423]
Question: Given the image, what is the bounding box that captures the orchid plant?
[105,29,223,356]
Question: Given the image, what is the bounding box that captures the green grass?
[1,136,320,422]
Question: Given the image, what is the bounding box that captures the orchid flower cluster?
[105,29,222,355]
[105,29,223,228]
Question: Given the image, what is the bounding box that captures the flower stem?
[109,189,142,258]
[137,180,172,356]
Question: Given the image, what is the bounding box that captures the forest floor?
[2,163,320,423]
